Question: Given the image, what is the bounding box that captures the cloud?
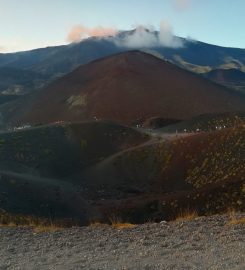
[116,21,184,49]
[173,0,191,11]
[0,46,6,52]
[67,24,118,43]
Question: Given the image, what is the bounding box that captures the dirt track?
[0,214,244,270]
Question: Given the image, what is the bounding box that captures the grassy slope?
[0,119,244,224]
[157,112,245,133]
[0,121,148,178]
[85,125,245,221]
[0,121,148,222]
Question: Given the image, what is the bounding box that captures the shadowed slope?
[0,120,244,223]
[84,125,245,221]
[0,121,148,221]
[0,121,148,177]
[204,68,245,93]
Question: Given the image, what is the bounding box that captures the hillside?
[84,125,245,221]
[0,94,19,105]
[0,120,243,224]
[203,68,245,94]
[5,51,245,127]
[0,67,46,95]
[0,39,123,93]
[0,121,148,220]
[157,111,245,133]
[0,121,148,177]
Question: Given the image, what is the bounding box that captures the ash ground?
[0,214,244,270]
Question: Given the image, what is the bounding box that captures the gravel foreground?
[0,214,244,270]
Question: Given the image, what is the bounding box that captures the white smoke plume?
[116,21,184,48]
[67,21,184,48]
[67,24,118,43]
[159,21,183,47]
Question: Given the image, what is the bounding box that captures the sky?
[0,0,245,52]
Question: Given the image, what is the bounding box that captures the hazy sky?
[0,0,245,52]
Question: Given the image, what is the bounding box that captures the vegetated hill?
[8,51,245,127]
[0,121,148,177]
[0,39,123,93]
[0,67,46,95]
[0,121,148,220]
[0,39,121,76]
[0,30,245,94]
[156,111,245,133]
[84,124,245,222]
[203,68,245,94]
[0,119,244,223]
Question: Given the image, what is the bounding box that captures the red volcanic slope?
[17,51,245,125]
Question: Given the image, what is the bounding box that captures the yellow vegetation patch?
[89,221,103,227]
[89,219,135,229]
[0,222,18,228]
[109,216,136,229]
[174,209,198,222]
[111,222,136,229]
[228,210,245,225]
[0,221,62,233]
[186,126,245,188]
[0,211,65,233]
[229,217,245,225]
[32,225,62,233]
[67,94,87,108]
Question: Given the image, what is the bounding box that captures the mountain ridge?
[0,31,245,95]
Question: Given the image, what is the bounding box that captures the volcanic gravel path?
[0,214,244,270]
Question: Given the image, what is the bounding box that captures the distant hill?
[0,39,122,93]
[0,67,46,95]
[3,51,243,127]
[0,30,245,94]
[203,68,245,94]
